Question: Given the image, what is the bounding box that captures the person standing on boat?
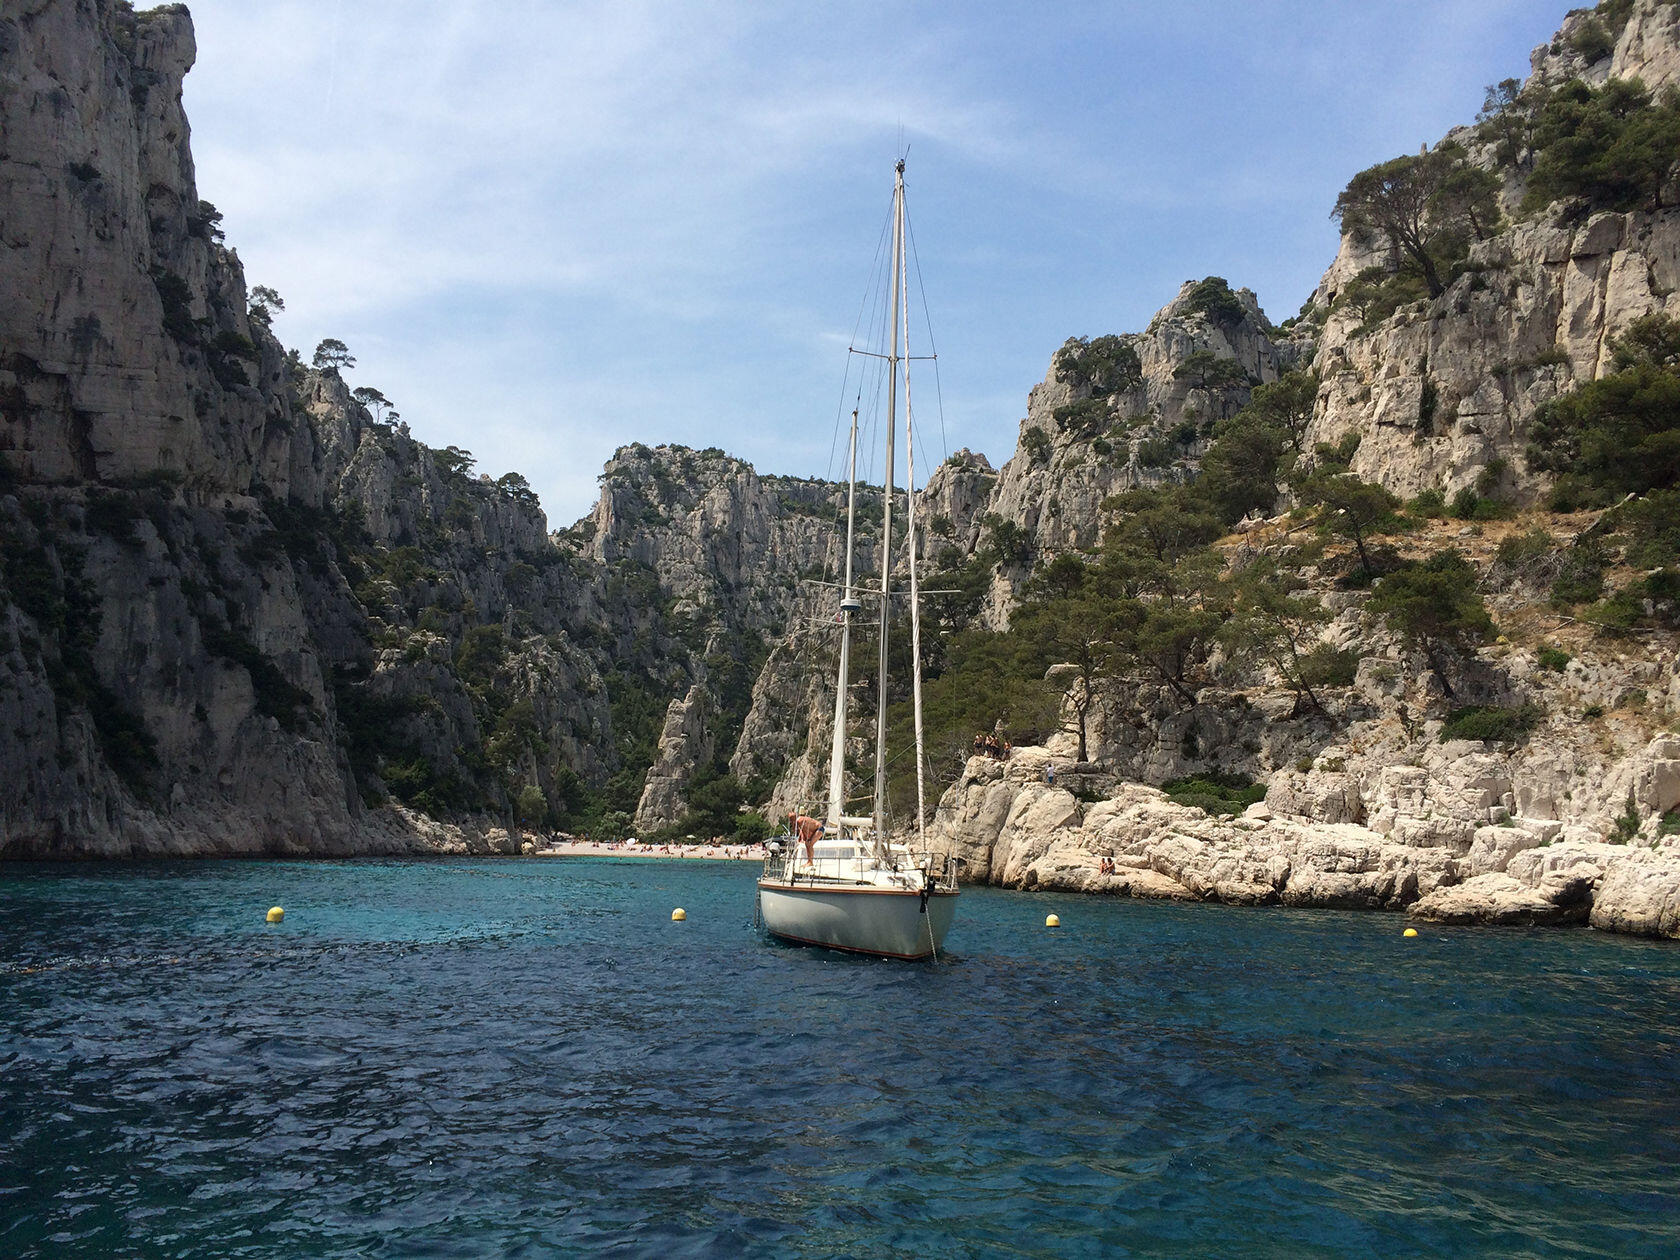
[787,812,822,864]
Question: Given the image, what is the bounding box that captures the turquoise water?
[2,858,1678,1258]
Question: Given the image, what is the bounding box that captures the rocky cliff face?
[909,0,1680,936]
[1307,0,1680,502]
[0,0,620,855]
[986,282,1290,559]
[1311,205,1680,502]
[4,0,1677,945]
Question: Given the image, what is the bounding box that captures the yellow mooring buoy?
[1403,927,1418,938]
[671,908,687,921]
[1045,913,1060,928]
[266,906,285,923]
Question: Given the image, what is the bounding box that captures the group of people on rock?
[1097,855,1115,876]
[972,732,1012,761]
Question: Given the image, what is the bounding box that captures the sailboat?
[756,159,960,960]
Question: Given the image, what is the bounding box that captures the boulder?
[1589,851,1680,938]
[1409,871,1594,925]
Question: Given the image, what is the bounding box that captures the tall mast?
[824,409,861,830]
[903,272,927,849]
[872,159,905,848]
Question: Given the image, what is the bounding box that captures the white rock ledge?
[928,752,1680,939]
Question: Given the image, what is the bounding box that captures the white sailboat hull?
[758,880,958,960]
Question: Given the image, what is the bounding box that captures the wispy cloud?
[183,0,1565,525]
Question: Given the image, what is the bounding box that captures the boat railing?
[760,843,959,890]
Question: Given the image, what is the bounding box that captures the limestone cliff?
[908,0,1680,936]
[1307,0,1680,501]
[4,0,1678,940]
[982,282,1290,596]
[0,0,617,855]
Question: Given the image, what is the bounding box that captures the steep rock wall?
[0,1,617,855]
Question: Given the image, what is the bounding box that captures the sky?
[180,0,1566,528]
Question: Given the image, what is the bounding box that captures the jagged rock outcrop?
[1409,871,1595,925]
[1307,0,1680,502]
[0,1,617,855]
[1,0,258,491]
[984,282,1289,566]
[5,0,1679,940]
[927,742,1680,937]
[634,679,713,831]
[1311,208,1680,500]
[932,757,1465,910]
[917,449,996,557]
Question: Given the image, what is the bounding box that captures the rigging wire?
[822,195,897,593]
[903,201,952,469]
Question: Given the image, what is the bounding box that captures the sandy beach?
[533,840,767,862]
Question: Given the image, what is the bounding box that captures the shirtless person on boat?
[787,812,823,864]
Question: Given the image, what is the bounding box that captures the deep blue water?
[3,858,1679,1258]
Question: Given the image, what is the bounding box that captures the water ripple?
[3,859,1679,1257]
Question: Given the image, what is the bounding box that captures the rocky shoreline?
[929,743,1680,939]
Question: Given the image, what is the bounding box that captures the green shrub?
[1524,77,1680,213]
[1537,646,1572,673]
[1569,16,1615,63]
[84,491,147,545]
[1586,589,1645,632]
[1635,567,1680,627]
[383,756,477,816]
[456,624,507,685]
[1162,772,1267,816]
[981,514,1033,566]
[1660,807,1680,837]
[515,783,550,827]
[1408,489,1447,518]
[1451,468,1516,520]
[1495,526,1554,573]
[1052,397,1111,437]
[150,268,196,342]
[1551,543,1607,606]
[1610,793,1642,843]
[1439,703,1543,744]
[1523,347,1573,370]
[1053,335,1143,397]
[1337,267,1433,333]
[1020,427,1052,464]
[1613,488,1680,567]
[1136,437,1175,468]
[1298,643,1359,689]
[733,812,774,844]
[209,354,248,391]
[1182,276,1247,327]
[1584,703,1606,719]
[86,680,158,796]
[1419,377,1440,427]
[212,330,257,359]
